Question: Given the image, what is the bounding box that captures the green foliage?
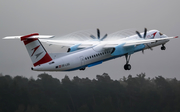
[0,73,180,112]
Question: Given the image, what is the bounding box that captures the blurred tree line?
[0,73,180,112]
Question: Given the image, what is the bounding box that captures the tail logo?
[31,45,40,57]
[35,51,44,59]
[151,32,157,38]
[147,32,157,39]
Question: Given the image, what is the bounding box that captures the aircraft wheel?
[124,64,131,70]
[79,67,86,70]
[161,45,166,50]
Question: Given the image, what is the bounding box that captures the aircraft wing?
[103,36,178,48]
[41,36,178,48]
[40,39,99,47]
[3,34,96,47]
[3,33,178,49]
[123,36,178,47]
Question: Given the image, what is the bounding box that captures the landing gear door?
[79,56,85,66]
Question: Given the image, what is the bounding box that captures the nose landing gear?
[124,54,131,70]
[124,64,131,70]
[161,44,166,50]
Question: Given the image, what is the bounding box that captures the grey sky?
[0,0,180,80]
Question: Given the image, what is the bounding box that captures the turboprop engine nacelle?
[111,43,145,56]
[67,44,81,52]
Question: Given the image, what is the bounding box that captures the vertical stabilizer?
[21,33,52,66]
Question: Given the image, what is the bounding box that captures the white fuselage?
[32,47,114,71]
[32,39,168,71]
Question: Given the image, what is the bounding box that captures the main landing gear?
[124,54,131,70]
[161,44,166,50]
[79,67,86,70]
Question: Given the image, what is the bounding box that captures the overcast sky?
[0,0,180,80]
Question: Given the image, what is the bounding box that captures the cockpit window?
[159,32,163,36]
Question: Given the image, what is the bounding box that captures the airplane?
[3,28,178,71]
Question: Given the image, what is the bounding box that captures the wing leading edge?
[123,36,178,47]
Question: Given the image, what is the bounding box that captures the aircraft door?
[79,56,85,66]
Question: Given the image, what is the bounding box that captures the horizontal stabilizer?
[3,34,54,39]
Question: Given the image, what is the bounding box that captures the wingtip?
[3,36,21,39]
[174,36,178,38]
[2,37,7,39]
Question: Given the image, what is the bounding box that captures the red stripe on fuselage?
[33,53,52,66]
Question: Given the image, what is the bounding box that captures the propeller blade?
[90,35,96,39]
[97,28,100,39]
[100,34,108,41]
[143,28,147,38]
[136,31,142,38]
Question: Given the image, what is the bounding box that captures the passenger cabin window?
[84,50,111,60]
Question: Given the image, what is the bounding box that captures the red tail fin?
[21,33,52,66]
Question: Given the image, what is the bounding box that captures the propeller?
[90,28,108,41]
[136,28,153,53]
[136,28,147,39]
